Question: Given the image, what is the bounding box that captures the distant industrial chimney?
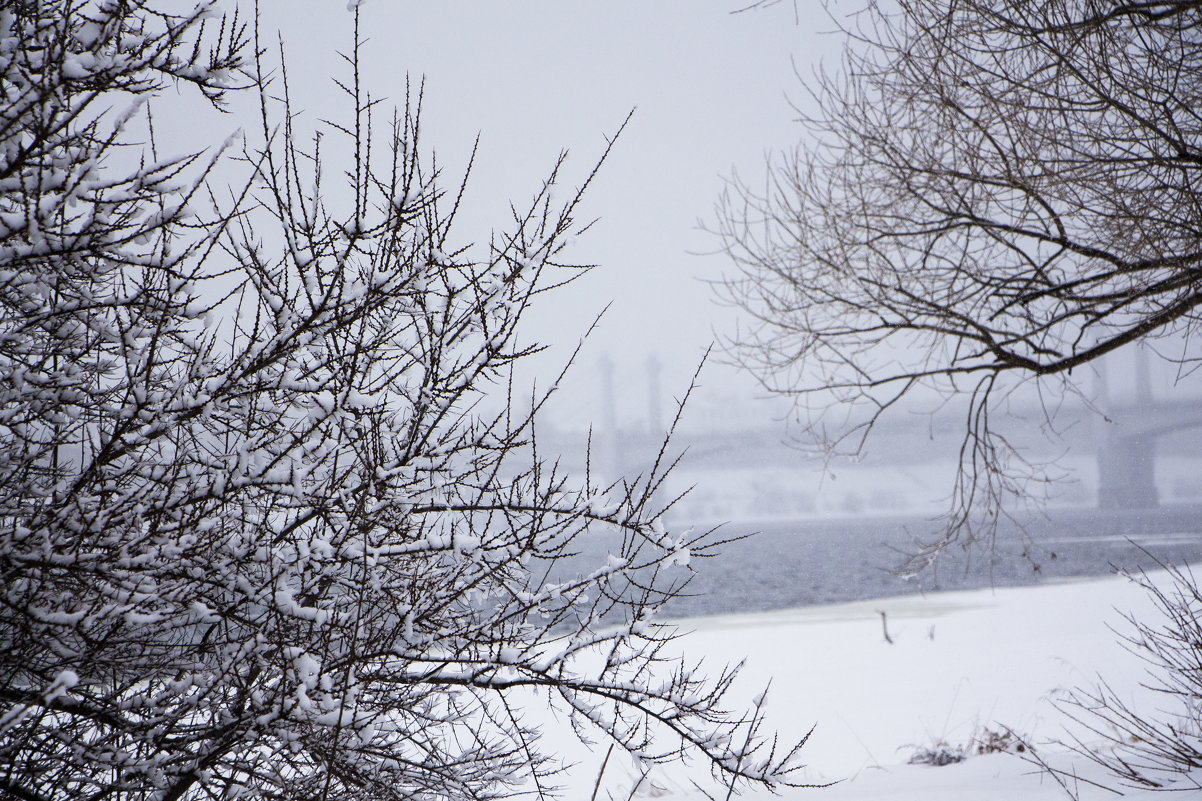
[646,354,663,432]
[598,355,619,476]
[598,355,616,436]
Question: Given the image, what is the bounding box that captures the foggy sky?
[253,1,832,431]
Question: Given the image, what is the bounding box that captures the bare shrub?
[1059,561,1202,790]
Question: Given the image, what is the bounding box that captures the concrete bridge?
[1089,348,1202,508]
[539,352,1202,511]
[1091,399,1202,508]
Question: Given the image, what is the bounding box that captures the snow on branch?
[0,4,810,799]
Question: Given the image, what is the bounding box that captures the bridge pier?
[1097,434,1159,509]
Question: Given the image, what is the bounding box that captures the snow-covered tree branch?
[0,3,808,799]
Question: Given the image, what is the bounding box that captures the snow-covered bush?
[905,725,1024,768]
[0,3,807,799]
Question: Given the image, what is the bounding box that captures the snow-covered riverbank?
[570,568,1201,799]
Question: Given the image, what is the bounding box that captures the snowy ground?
[565,569,1202,800]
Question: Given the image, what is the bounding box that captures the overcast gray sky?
[252,1,834,431]
[147,1,1202,515]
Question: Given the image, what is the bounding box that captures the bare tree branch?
[716,0,1202,566]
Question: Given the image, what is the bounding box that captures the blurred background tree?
[718,0,1202,570]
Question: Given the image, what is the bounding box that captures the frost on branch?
[0,3,809,799]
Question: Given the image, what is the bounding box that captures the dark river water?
[566,504,1202,620]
